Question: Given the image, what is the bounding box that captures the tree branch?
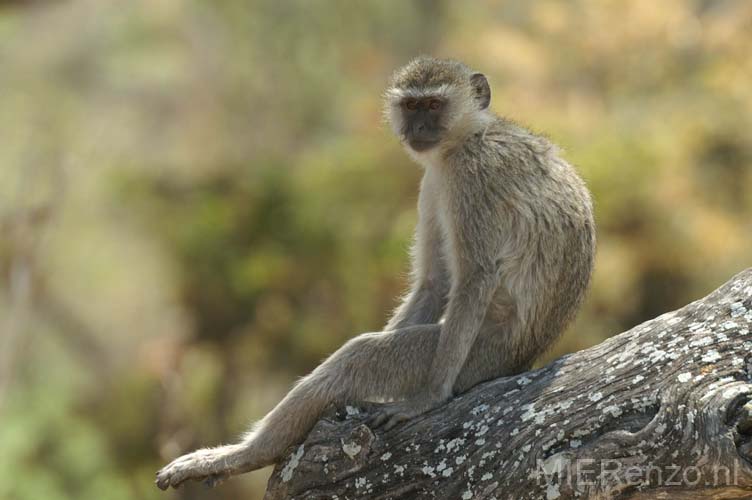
[265,268,752,499]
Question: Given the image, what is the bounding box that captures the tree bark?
[265,268,752,500]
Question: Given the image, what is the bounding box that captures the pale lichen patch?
[603,405,623,418]
[721,320,739,331]
[557,400,573,411]
[589,392,603,402]
[648,349,669,363]
[690,336,714,348]
[730,302,747,318]
[341,439,363,460]
[446,437,466,453]
[421,464,436,478]
[281,445,305,482]
[520,402,554,424]
[471,403,490,415]
[688,322,705,332]
[723,385,751,399]
[517,376,532,386]
[701,350,721,363]
[667,315,684,325]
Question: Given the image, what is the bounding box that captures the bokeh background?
[1,1,751,499]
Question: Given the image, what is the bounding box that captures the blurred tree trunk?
[265,268,752,499]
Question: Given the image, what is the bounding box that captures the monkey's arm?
[372,264,499,430]
[427,268,500,396]
[385,174,449,330]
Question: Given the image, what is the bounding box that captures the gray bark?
[265,268,752,500]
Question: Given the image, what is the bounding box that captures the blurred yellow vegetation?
[0,1,750,499]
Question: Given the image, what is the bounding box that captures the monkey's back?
[469,118,596,367]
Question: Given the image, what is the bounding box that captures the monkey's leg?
[155,325,440,490]
[370,322,519,430]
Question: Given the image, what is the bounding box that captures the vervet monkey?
[156,56,595,490]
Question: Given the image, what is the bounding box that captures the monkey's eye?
[404,99,418,111]
[428,99,443,111]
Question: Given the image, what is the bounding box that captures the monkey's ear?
[470,73,491,110]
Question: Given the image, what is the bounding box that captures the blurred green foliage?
[0,1,750,499]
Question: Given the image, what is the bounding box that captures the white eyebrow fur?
[386,83,452,100]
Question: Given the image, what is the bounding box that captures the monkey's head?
[385,57,492,154]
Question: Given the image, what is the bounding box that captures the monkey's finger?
[164,466,204,489]
[155,468,177,490]
[369,410,385,427]
[383,413,409,431]
[155,474,182,491]
[369,411,389,428]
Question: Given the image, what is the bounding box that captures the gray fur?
[155,56,595,490]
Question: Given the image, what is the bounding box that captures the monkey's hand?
[369,395,446,431]
[155,446,237,490]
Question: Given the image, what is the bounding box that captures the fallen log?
[265,268,752,499]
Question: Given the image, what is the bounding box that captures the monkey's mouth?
[408,139,440,152]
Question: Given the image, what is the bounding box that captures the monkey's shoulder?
[486,118,557,156]
[446,118,562,179]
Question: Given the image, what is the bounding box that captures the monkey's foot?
[155,446,238,490]
[369,397,444,431]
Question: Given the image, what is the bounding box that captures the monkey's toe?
[383,412,410,431]
[369,408,399,429]
[155,462,195,490]
[369,403,418,430]
[155,467,181,490]
[370,397,446,431]
[155,465,179,490]
[155,451,216,490]
[369,410,390,429]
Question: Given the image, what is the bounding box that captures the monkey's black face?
[401,97,445,151]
